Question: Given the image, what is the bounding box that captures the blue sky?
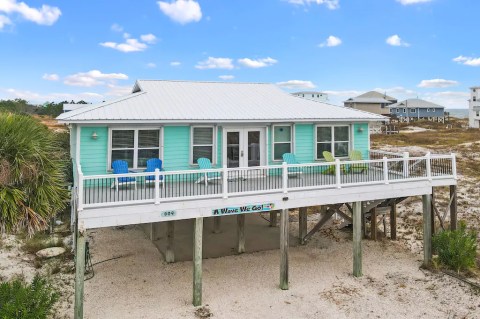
[0,0,478,108]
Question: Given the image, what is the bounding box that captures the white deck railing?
[76,153,456,210]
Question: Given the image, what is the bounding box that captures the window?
[312,94,314,98]
[473,96,476,101]
[432,108,435,113]
[427,108,431,112]
[110,129,160,168]
[273,125,292,161]
[316,126,350,159]
[403,108,406,113]
[396,108,400,112]
[476,111,479,117]
[191,127,215,164]
[411,108,416,113]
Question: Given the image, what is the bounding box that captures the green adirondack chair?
[282,153,303,177]
[349,150,368,174]
[322,151,336,174]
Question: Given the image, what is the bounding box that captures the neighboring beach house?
[344,91,397,116]
[57,80,458,319]
[388,98,446,123]
[468,86,480,128]
[291,91,328,102]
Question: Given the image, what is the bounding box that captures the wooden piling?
[298,207,307,245]
[149,223,156,241]
[270,210,278,227]
[237,214,245,253]
[213,216,221,234]
[74,230,86,319]
[279,209,289,290]
[390,201,397,240]
[431,187,436,236]
[193,217,203,306]
[450,185,457,231]
[370,207,377,241]
[353,202,362,277]
[166,221,175,263]
[422,194,432,267]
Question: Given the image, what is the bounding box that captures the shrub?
[0,274,59,319]
[432,222,478,273]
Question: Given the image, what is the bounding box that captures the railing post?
[402,152,409,178]
[335,159,341,188]
[451,153,457,179]
[222,165,228,199]
[78,171,84,211]
[282,161,288,194]
[154,168,160,205]
[383,156,389,184]
[426,152,432,181]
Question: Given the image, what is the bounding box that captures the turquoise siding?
[353,123,369,159]
[294,124,314,163]
[80,126,108,175]
[76,123,371,176]
[163,126,191,171]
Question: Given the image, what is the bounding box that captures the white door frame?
[222,127,266,168]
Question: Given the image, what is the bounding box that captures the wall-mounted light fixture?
[357,127,364,133]
[91,132,98,140]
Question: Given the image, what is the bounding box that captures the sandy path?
[83,223,480,319]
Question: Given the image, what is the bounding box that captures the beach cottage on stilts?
[57,80,458,319]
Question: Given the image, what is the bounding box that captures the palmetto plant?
[0,113,68,234]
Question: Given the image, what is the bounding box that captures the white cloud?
[104,84,132,97]
[396,0,432,5]
[158,0,202,24]
[286,0,339,10]
[0,0,61,25]
[318,35,342,47]
[140,33,157,44]
[111,23,123,32]
[64,70,128,87]
[237,57,278,68]
[219,75,234,80]
[386,34,410,47]
[170,61,181,66]
[276,80,316,89]
[423,91,469,109]
[453,55,480,67]
[146,62,157,68]
[100,39,147,53]
[417,79,459,88]
[195,57,234,70]
[42,73,59,81]
[0,14,11,29]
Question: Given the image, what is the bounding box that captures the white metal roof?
[344,97,393,104]
[57,80,386,124]
[388,98,445,109]
[357,91,396,101]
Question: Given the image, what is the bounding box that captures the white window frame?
[108,127,162,170]
[427,108,431,112]
[432,108,435,113]
[403,108,406,113]
[190,125,217,166]
[315,124,351,160]
[396,108,400,112]
[411,108,416,113]
[272,124,294,162]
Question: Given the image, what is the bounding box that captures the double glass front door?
[225,128,263,168]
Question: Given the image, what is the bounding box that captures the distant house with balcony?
[388,98,446,123]
[291,91,328,102]
[344,91,397,116]
[468,86,480,128]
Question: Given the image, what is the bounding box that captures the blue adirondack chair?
[145,158,165,188]
[282,153,303,177]
[195,157,221,186]
[111,160,136,191]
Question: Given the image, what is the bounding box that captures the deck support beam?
[166,221,175,263]
[431,188,436,236]
[370,207,377,241]
[74,230,86,319]
[352,202,362,277]
[450,185,457,231]
[237,214,245,253]
[279,209,289,290]
[390,201,397,240]
[213,216,221,234]
[302,208,336,243]
[149,223,156,241]
[193,217,203,306]
[298,207,307,245]
[270,210,278,227]
[422,194,432,267]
